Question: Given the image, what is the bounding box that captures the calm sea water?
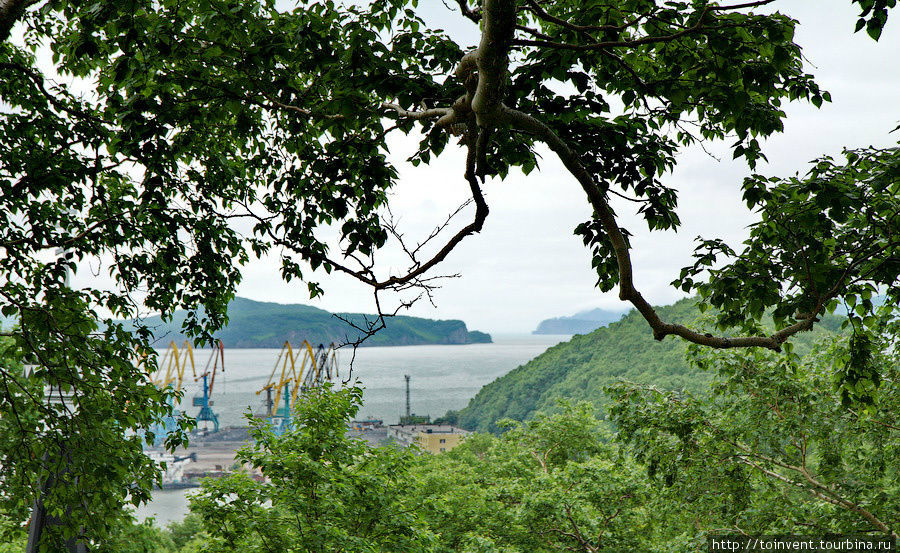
[163,334,567,427]
[135,334,567,524]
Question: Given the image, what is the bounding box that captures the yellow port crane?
[143,340,196,447]
[150,340,196,392]
[256,341,340,420]
[257,340,312,417]
[145,340,225,433]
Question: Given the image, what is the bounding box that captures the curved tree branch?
[0,62,107,124]
[512,1,776,52]
[501,106,822,351]
[404,0,821,351]
[521,0,647,34]
[373,126,489,291]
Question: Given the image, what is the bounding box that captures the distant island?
[128,297,492,348]
[532,307,628,335]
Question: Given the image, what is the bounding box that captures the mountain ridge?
[126,297,492,348]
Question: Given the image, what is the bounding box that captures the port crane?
[303,342,339,390]
[145,340,194,446]
[192,340,224,433]
[151,340,195,391]
[257,341,339,435]
[144,340,225,442]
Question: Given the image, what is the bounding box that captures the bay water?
[135,334,568,524]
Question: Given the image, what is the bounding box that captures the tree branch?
[0,62,107,125]
[381,103,451,121]
[471,0,517,127]
[521,0,647,34]
[453,0,481,22]
[501,106,820,351]
[371,126,489,291]
[732,445,896,538]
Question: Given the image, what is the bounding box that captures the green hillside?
[132,297,492,348]
[458,298,840,432]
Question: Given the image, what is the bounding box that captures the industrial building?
[387,424,469,454]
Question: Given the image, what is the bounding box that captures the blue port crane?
[192,340,224,433]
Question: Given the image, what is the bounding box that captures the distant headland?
[126,297,492,348]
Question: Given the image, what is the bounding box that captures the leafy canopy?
[189,384,435,553]
[608,316,900,538]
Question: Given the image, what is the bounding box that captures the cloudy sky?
[63,2,900,334]
[231,2,900,334]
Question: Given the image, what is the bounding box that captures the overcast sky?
[65,2,900,334]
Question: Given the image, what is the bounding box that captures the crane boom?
[256,341,338,418]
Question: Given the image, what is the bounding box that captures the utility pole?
[404,375,410,419]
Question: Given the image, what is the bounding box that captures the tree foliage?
[409,404,659,553]
[608,320,899,539]
[677,146,900,335]
[185,385,666,553]
[188,384,435,553]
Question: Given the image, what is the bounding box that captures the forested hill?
[129,297,492,348]
[457,298,841,432]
